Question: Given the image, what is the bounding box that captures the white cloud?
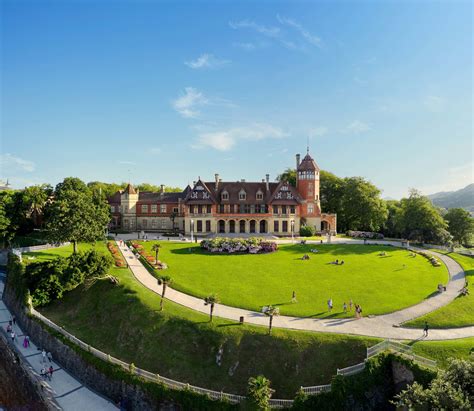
[309,126,328,138]
[0,153,35,172]
[229,20,280,38]
[344,120,371,134]
[185,53,230,69]
[276,14,322,48]
[233,42,257,51]
[193,124,288,151]
[172,87,208,119]
[423,95,445,113]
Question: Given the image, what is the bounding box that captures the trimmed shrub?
[347,230,384,240]
[300,225,315,237]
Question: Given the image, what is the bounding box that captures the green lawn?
[26,243,471,397]
[138,241,448,318]
[404,251,474,328]
[23,242,110,262]
[411,338,474,367]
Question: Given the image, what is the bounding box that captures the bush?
[200,238,278,254]
[300,225,315,237]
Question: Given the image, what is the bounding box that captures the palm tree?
[158,275,172,311]
[264,306,279,335]
[204,294,220,322]
[151,243,161,265]
[247,375,274,410]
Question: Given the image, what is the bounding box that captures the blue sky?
[2,0,472,198]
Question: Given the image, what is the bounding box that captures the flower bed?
[107,241,126,268]
[200,237,278,254]
[347,230,384,240]
[131,242,168,270]
[411,249,442,267]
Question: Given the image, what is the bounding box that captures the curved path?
[117,240,474,341]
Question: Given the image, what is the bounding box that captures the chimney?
[296,153,301,169]
[215,173,219,190]
[265,174,270,191]
[160,184,165,194]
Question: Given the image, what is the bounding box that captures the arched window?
[221,191,229,200]
[239,189,246,200]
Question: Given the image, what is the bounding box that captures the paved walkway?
[118,240,474,341]
[0,274,117,411]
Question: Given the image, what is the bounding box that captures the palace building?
[108,150,337,236]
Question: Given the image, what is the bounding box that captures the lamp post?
[190,219,194,243]
[291,220,295,243]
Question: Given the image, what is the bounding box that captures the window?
[219,204,225,213]
[281,206,287,215]
[152,220,157,229]
[207,205,212,213]
[282,221,288,232]
[221,191,229,200]
[142,204,148,213]
[161,219,166,229]
[198,205,203,214]
[142,219,148,228]
[151,204,157,213]
[250,205,255,214]
[197,220,202,232]
[189,205,195,214]
[308,204,314,214]
[273,206,279,215]
[173,207,179,213]
[239,204,245,213]
[110,205,115,212]
[239,190,246,200]
[124,205,128,213]
[274,221,279,232]
[290,206,295,214]
[256,191,263,200]
[206,220,211,232]
[260,205,266,213]
[123,219,129,228]
[160,204,166,213]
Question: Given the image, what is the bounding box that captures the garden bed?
[200,238,277,254]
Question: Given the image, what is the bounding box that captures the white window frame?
[160,204,167,213]
[151,204,157,213]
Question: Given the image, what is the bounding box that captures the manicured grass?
[138,241,448,318]
[411,338,474,367]
[404,251,474,328]
[23,242,111,262]
[27,243,470,397]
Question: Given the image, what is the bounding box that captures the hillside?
[428,184,474,212]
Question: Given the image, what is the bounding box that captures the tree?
[158,275,172,311]
[398,189,451,244]
[276,168,297,187]
[393,358,473,409]
[0,192,13,247]
[22,184,52,228]
[339,177,388,232]
[444,208,473,245]
[204,294,220,322]
[151,244,161,264]
[247,375,274,410]
[320,170,345,216]
[264,305,279,335]
[382,200,403,238]
[45,177,111,253]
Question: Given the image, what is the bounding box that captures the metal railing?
[30,308,438,407]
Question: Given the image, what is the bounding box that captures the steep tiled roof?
[125,183,137,194]
[108,191,121,204]
[297,153,320,172]
[138,191,187,204]
[204,181,282,204]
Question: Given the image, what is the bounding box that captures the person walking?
[47,352,53,363]
[327,298,333,312]
[349,299,353,311]
[343,302,347,313]
[291,291,297,303]
[12,316,16,326]
[25,335,30,348]
[10,331,15,343]
[48,365,54,380]
[423,321,429,337]
[42,349,47,364]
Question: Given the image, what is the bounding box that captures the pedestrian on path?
[349,299,353,311]
[291,291,297,303]
[40,367,46,379]
[327,298,333,312]
[48,365,54,379]
[25,335,30,348]
[10,331,15,343]
[23,336,28,348]
[12,316,16,326]
[343,302,347,313]
[47,352,53,363]
[423,322,429,337]
[42,349,47,363]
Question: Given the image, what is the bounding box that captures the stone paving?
[0,275,117,411]
[117,240,474,341]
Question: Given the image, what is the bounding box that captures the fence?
[30,308,438,408]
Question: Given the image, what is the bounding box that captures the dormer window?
[239,190,246,200]
[221,191,229,201]
[256,190,263,200]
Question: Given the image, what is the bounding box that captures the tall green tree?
[45,177,111,253]
[0,192,13,247]
[444,208,473,245]
[276,168,297,187]
[398,189,451,244]
[22,184,52,228]
[393,358,473,409]
[319,170,345,216]
[339,177,388,232]
[382,200,403,238]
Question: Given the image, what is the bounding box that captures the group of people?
[460,280,469,296]
[329,259,345,265]
[40,349,55,380]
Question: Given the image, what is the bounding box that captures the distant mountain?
[428,184,474,212]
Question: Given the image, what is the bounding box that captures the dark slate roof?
[137,191,187,204]
[268,181,303,204]
[205,181,280,204]
[108,192,121,204]
[297,153,320,172]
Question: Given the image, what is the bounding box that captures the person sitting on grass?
[301,254,310,260]
[340,260,344,265]
[460,286,469,296]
